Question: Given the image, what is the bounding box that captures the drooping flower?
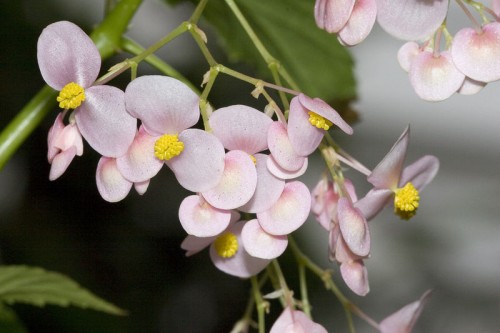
[124,75,225,192]
[37,21,136,158]
[376,0,449,41]
[379,290,432,333]
[315,0,356,34]
[270,307,327,333]
[355,126,439,221]
[47,113,83,180]
[337,0,377,46]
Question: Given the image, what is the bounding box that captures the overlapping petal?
[338,0,377,46]
[179,195,231,237]
[124,75,199,136]
[340,260,370,296]
[266,155,309,180]
[96,157,132,202]
[315,0,356,33]
[338,198,370,257]
[354,188,393,221]
[37,21,100,90]
[267,121,306,171]
[399,155,439,190]
[241,219,288,259]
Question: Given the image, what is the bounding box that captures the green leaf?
[0,266,126,316]
[0,304,28,333]
[196,0,356,102]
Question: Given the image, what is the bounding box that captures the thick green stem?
[0,0,143,170]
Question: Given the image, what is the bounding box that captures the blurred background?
[0,0,499,332]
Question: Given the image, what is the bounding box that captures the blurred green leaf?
[0,304,28,333]
[0,266,126,316]
[168,0,356,102]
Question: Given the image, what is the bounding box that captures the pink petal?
[55,124,84,156]
[368,126,410,190]
[457,77,486,95]
[494,0,500,17]
[340,260,370,296]
[209,105,272,154]
[166,129,225,192]
[239,154,285,214]
[134,180,150,195]
[201,150,257,210]
[116,126,163,183]
[338,198,370,257]
[47,113,66,162]
[399,155,439,191]
[257,181,311,236]
[270,307,328,333]
[241,219,288,259]
[267,121,307,171]
[95,157,132,202]
[209,221,270,278]
[75,85,137,158]
[334,232,361,263]
[376,0,448,41]
[266,155,308,180]
[354,188,393,221]
[124,75,199,136]
[314,0,356,33]
[338,0,377,46]
[37,21,100,90]
[379,290,432,333]
[409,50,465,101]
[297,95,353,136]
[451,23,500,83]
[49,147,77,181]
[398,42,421,73]
[178,195,231,237]
[181,235,217,257]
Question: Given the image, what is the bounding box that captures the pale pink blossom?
[338,0,377,46]
[270,307,327,333]
[379,290,432,333]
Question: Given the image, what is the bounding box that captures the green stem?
[250,276,266,333]
[199,67,219,131]
[189,24,218,67]
[0,0,143,170]
[298,261,312,317]
[189,0,209,23]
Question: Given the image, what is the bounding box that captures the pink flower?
[124,75,225,193]
[47,113,83,180]
[355,126,439,221]
[379,290,432,333]
[270,307,327,333]
[37,21,136,158]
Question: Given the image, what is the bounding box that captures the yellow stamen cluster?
[154,134,184,161]
[57,82,85,109]
[308,111,333,130]
[394,182,420,220]
[214,232,239,258]
[249,154,257,165]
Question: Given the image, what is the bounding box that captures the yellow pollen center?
[394,182,420,220]
[57,82,85,109]
[308,111,333,130]
[249,154,257,165]
[154,134,184,161]
[214,232,238,258]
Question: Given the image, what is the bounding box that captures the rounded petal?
[239,154,285,214]
[354,188,393,221]
[75,85,137,158]
[340,260,370,296]
[398,42,421,73]
[166,129,225,192]
[457,77,486,95]
[376,0,448,41]
[368,126,410,190]
[202,150,257,210]
[116,126,163,183]
[178,195,231,237]
[267,121,307,171]
[37,21,100,90]
[96,157,132,202]
[257,181,311,236]
[209,105,272,154]
[49,147,77,181]
[338,198,370,257]
[266,155,308,180]
[400,155,439,191]
[134,180,150,195]
[209,222,270,278]
[379,290,432,333]
[409,50,465,101]
[315,0,356,33]
[181,235,217,257]
[338,0,377,46]
[451,23,500,83]
[241,219,288,259]
[124,75,199,135]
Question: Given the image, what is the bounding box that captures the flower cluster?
[37,19,440,332]
[316,0,500,102]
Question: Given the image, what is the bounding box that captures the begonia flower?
[125,75,225,192]
[270,307,327,333]
[288,94,353,157]
[47,113,83,180]
[38,21,136,158]
[355,126,439,221]
[376,0,449,41]
[379,290,432,333]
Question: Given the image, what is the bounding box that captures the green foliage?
[0,266,126,316]
[169,0,356,102]
[0,304,28,333]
